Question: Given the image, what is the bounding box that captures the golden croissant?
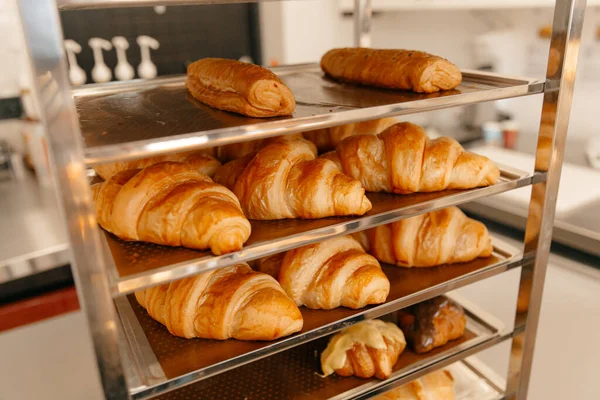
[321,319,406,379]
[357,207,493,267]
[135,263,303,340]
[216,133,303,163]
[186,58,295,117]
[303,118,398,153]
[91,161,251,255]
[321,48,462,93]
[213,138,372,220]
[93,150,221,180]
[257,235,390,309]
[323,122,500,194]
[374,370,455,400]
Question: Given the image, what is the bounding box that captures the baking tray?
[105,169,533,295]
[122,295,505,399]
[114,249,516,399]
[72,64,544,165]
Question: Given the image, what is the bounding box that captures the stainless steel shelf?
[122,295,505,399]
[58,0,270,9]
[105,168,536,295]
[115,245,517,399]
[73,65,544,165]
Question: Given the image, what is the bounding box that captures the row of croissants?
[91,120,499,257]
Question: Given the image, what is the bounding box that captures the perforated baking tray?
[105,169,534,295]
[72,64,544,165]
[115,250,515,399]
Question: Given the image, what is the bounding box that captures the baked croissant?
[321,48,462,93]
[213,138,372,220]
[93,151,220,181]
[186,58,295,117]
[216,133,303,163]
[321,319,406,379]
[135,263,303,340]
[91,161,251,255]
[303,118,398,153]
[257,235,390,309]
[397,296,466,354]
[358,207,493,267]
[324,122,500,194]
[374,370,455,400]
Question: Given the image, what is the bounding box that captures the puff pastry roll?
[397,296,466,354]
[93,150,220,180]
[257,235,389,309]
[91,161,251,255]
[325,122,499,194]
[358,207,493,267]
[374,370,455,400]
[213,138,372,220]
[135,263,303,340]
[321,319,406,379]
[321,48,462,93]
[303,118,398,153]
[186,58,295,117]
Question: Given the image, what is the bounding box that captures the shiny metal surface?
[508,0,587,398]
[57,0,272,8]
[120,294,505,399]
[73,65,544,165]
[105,169,533,295]
[353,0,372,47]
[16,1,128,399]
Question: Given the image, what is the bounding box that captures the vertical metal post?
[354,0,372,47]
[16,1,128,399]
[508,0,586,398]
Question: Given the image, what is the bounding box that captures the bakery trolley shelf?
[74,64,544,165]
[106,167,539,295]
[116,246,517,399]
[118,293,507,399]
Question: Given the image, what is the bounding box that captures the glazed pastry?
[303,118,398,153]
[321,319,406,379]
[324,122,499,194]
[93,150,220,180]
[374,370,455,400]
[213,138,372,220]
[257,235,390,309]
[397,296,466,354]
[357,207,493,267]
[321,48,462,93]
[91,161,251,255]
[216,133,303,163]
[135,263,303,340]
[186,58,295,117]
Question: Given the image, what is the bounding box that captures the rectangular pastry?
[321,48,462,93]
[186,58,295,117]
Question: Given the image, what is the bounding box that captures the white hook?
[111,36,135,81]
[136,35,160,79]
[64,39,86,86]
[88,38,113,83]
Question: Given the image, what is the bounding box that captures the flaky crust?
[303,118,398,153]
[374,370,455,400]
[321,48,462,93]
[361,207,493,268]
[216,133,303,163]
[327,122,499,194]
[397,296,466,354]
[93,150,220,180]
[135,263,303,340]
[91,161,251,255]
[186,58,295,117]
[213,138,372,220]
[257,235,389,309]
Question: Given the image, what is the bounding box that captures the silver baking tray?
[117,293,508,399]
[114,248,516,399]
[72,64,544,165]
[104,168,535,295]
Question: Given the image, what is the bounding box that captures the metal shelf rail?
[14,0,585,399]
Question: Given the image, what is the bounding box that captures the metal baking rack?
[15,0,584,399]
